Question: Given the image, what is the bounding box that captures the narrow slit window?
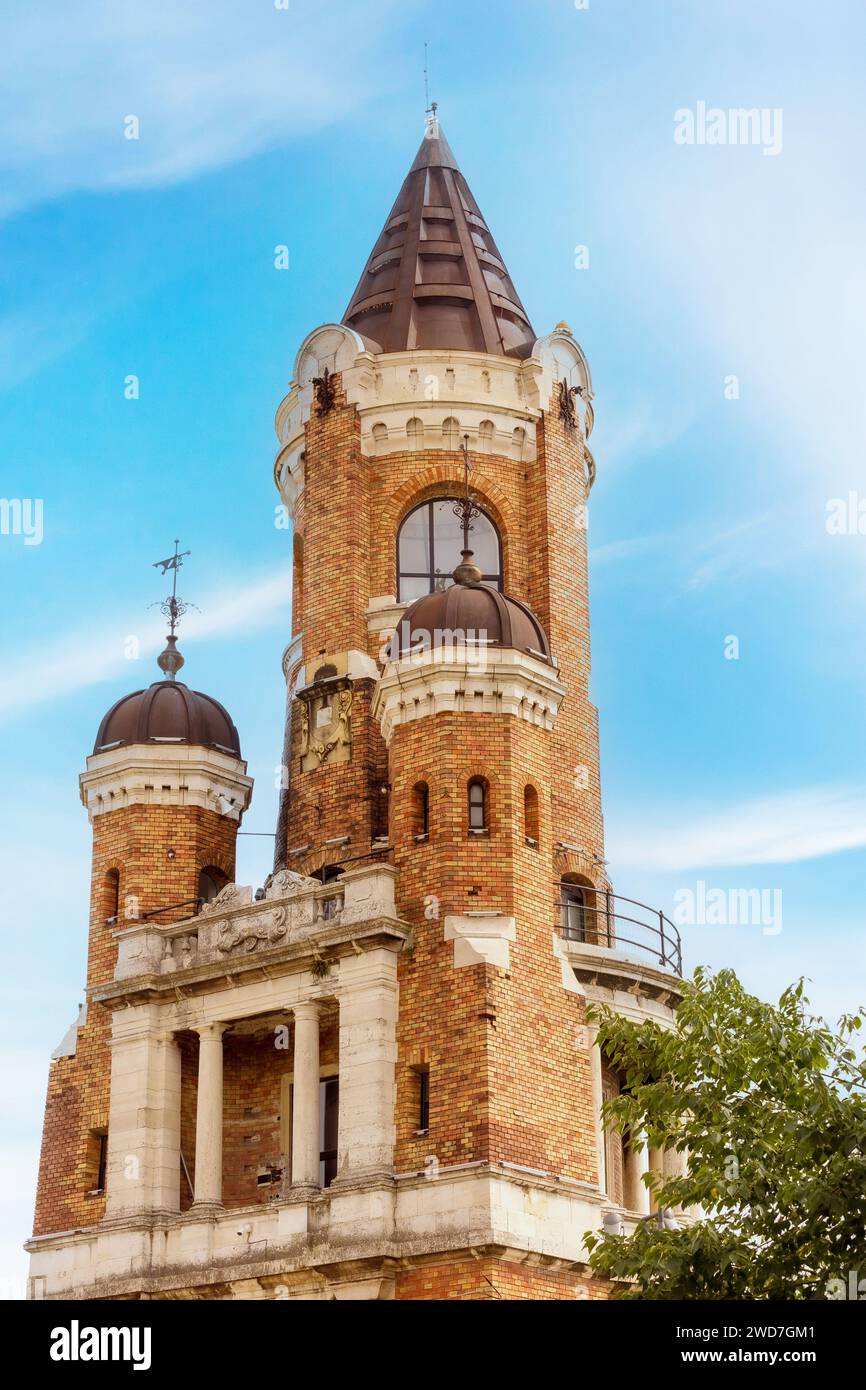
[468,779,487,832]
[418,1069,430,1132]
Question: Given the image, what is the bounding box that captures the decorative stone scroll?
[216,906,288,955]
[199,883,252,916]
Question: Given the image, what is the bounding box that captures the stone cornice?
[273,326,596,518]
[372,645,566,743]
[79,742,253,823]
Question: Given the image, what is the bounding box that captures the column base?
[189,1200,224,1216]
[328,1168,394,1192]
[284,1183,321,1202]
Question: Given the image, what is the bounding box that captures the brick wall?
[389,712,597,1183]
[395,1257,613,1300]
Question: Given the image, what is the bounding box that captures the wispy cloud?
[609,785,866,871]
[685,512,781,591]
[0,0,410,218]
[0,568,291,719]
[591,394,695,470]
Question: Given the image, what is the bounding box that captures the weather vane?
[452,436,481,552]
[150,540,197,680]
[424,42,438,131]
[450,436,483,584]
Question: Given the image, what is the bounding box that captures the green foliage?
[585,968,866,1299]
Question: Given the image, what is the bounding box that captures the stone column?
[623,1131,652,1216]
[192,1023,226,1209]
[587,1026,607,1195]
[105,1005,181,1218]
[290,1001,321,1194]
[333,948,398,1184]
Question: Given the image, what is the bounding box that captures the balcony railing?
[556,884,683,977]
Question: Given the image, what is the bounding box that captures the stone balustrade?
[112,862,397,982]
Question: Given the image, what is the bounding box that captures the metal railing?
[555,884,682,976]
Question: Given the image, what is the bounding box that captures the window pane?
[431,500,464,578]
[467,512,500,576]
[319,1077,339,1188]
[399,504,430,574]
[398,574,431,603]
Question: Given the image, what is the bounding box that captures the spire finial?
[424,43,438,136]
[451,436,483,585]
[151,539,195,680]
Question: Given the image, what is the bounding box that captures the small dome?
[94,681,241,756]
[397,580,551,662]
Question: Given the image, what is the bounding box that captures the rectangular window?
[319,1076,339,1188]
[86,1130,108,1195]
[418,1069,430,1132]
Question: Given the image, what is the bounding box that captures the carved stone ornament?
[198,883,252,916]
[558,376,583,431]
[297,683,353,772]
[216,906,288,955]
[264,868,321,900]
[312,365,337,417]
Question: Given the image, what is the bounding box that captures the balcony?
[556,885,683,978]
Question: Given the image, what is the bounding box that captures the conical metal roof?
[342,118,536,357]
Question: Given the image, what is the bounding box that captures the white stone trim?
[79,743,253,823]
[26,1164,620,1300]
[444,913,516,969]
[273,331,597,519]
[372,645,566,744]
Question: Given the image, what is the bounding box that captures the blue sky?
[1,0,865,1293]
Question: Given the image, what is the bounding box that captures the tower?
[29,597,252,1264]
[28,119,683,1302]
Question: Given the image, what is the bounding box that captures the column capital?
[195,1021,228,1040]
[291,1000,321,1022]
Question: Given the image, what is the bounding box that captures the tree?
[585,967,866,1299]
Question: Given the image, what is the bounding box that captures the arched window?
[523,785,539,846]
[411,782,430,840]
[197,866,227,906]
[407,417,424,450]
[103,869,120,923]
[560,878,589,941]
[468,778,488,833]
[397,498,502,601]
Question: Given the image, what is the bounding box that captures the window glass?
[398,508,430,574]
[398,499,502,600]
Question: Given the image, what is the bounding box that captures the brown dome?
[94,681,241,756]
[397,581,551,662]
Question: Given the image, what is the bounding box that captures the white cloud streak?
[0,0,410,218]
[0,568,291,719]
[609,785,866,871]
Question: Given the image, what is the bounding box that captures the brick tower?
[28,118,683,1301]
[29,633,252,1270]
